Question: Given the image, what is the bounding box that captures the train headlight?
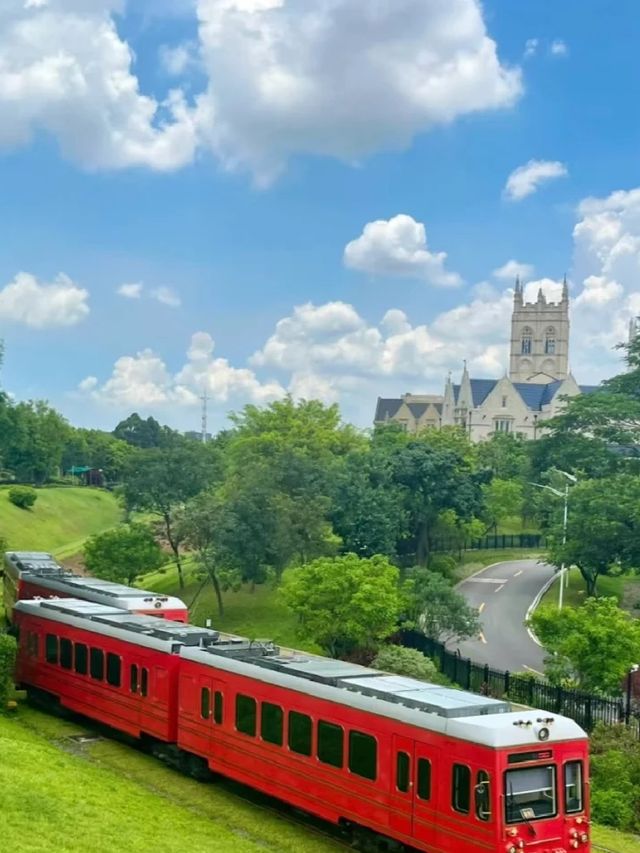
[580,833,589,843]
[570,842,579,850]
[506,845,518,853]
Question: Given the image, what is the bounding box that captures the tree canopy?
[84,524,166,586]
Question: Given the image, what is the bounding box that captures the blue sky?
[0,0,639,432]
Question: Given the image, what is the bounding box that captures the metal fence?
[400,629,639,736]
[430,533,546,553]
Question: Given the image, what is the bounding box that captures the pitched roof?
[407,402,429,419]
[453,379,497,407]
[374,398,403,421]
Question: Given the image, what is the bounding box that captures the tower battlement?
[509,277,569,384]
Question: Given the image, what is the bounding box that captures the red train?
[3,551,188,622]
[13,597,591,853]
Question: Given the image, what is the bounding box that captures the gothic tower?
[509,277,570,384]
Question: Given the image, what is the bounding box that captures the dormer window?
[521,327,532,354]
[545,327,556,354]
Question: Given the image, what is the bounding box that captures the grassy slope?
[1,708,341,853]
[540,567,640,609]
[0,487,121,558]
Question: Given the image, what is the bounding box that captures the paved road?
[450,559,556,675]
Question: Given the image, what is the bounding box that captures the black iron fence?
[431,533,546,553]
[400,630,639,736]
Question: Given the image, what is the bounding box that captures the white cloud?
[0,271,89,328]
[522,277,564,304]
[492,259,534,281]
[0,1,197,171]
[523,38,538,59]
[151,286,181,307]
[344,215,462,287]
[118,282,143,299]
[504,159,568,201]
[77,375,98,392]
[159,41,199,77]
[194,0,522,183]
[550,39,568,57]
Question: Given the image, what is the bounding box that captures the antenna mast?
[200,390,208,444]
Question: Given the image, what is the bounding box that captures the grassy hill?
[0,486,121,558]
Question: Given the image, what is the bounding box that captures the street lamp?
[626,664,639,725]
[530,469,577,610]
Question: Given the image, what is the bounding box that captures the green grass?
[1,706,341,853]
[0,486,122,558]
[592,825,640,853]
[540,567,640,609]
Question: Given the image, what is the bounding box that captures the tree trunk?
[416,522,430,566]
[210,570,224,617]
[578,564,598,597]
[163,511,184,589]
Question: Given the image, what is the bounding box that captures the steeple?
[514,275,523,306]
[441,371,455,426]
[458,360,473,411]
[562,274,569,304]
[537,286,546,305]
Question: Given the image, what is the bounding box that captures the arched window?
[545,327,556,354]
[521,327,532,354]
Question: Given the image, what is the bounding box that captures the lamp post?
[530,470,577,610]
[626,664,639,726]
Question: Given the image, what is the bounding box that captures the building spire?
[562,273,569,303]
[514,274,523,306]
[537,286,546,305]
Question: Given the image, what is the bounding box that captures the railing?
[430,533,546,553]
[400,629,639,736]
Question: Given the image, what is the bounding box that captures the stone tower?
[509,277,570,384]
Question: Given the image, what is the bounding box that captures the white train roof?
[14,598,586,749]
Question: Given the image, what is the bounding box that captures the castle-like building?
[374,279,597,441]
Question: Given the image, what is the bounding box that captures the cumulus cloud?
[0,0,197,171]
[118,282,143,299]
[523,38,538,59]
[151,286,181,307]
[550,39,568,57]
[344,215,462,286]
[194,0,521,183]
[493,259,534,281]
[159,41,199,76]
[0,271,89,328]
[504,159,568,201]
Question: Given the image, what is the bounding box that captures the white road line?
[514,570,523,577]
[478,602,485,614]
[464,578,508,584]
[494,584,506,593]
[479,631,487,644]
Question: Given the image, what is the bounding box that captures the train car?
[3,551,188,622]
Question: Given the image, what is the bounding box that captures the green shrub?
[373,645,444,683]
[0,634,17,710]
[591,788,635,830]
[589,723,640,832]
[8,486,38,510]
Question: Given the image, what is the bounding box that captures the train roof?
[5,551,187,613]
[16,598,587,748]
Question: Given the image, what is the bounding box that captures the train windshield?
[504,764,557,823]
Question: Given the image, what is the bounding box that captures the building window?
[288,711,312,756]
[452,764,471,814]
[494,419,512,433]
[501,395,507,408]
[235,694,257,737]
[545,327,556,354]
[261,702,284,746]
[417,758,432,801]
[348,731,377,781]
[317,720,343,768]
[521,327,532,354]
[60,638,73,670]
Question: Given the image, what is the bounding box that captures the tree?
[113,413,178,448]
[281,554,401,657]
[121,443,219,588]
[372,645,443,683]
[548,474,640,596]
[476,432,530,480]
[482,478,524,531]
[529,597,640,695]
[84,524,166,585]
[402,569,481,643]
[0,633,17,710]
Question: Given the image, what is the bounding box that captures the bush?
[8,485,37,509]
[0,634,17,710]
[589,723,640,832]
[373,645,445,684]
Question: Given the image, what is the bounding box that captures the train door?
[412,741,440,851]
[389,735,414,839]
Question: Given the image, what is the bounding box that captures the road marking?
[494,584,506,593]
[464,577,508,584]
[478,602,485,614]
[514,570,523,577]
[522,664,544,676]
[479,631,487,644]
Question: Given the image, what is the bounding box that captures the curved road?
[450,559,556,675]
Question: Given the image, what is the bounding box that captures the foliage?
[0,633,17,709]
[476,432,530,480]
[84,524,166,585]
[548,474,640,596]
[402,568,481,643]
[0,398,72,484]
[482,478,523,530]
[8,485,37,509]
[113,412,179,448]
[372,644,443,683]
[281,554,401,657]
[590,724,640,832]
[529,597,640,695]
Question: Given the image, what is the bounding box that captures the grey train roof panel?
[5,551,65,576]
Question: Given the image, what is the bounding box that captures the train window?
[505,764,557,823]
[317,721,343,768]
[288,711,312,756]
[45,633,58,665]
[214,691,223,725]
[75,643,88,676]
[60,638,73,670]
[452,764,471,814]
[90,647,104,681]
[417,758,431,800]
[201,687,211,720]
[396,752,410,793]
[130,664,138,693]
[28,632,39,659]
[261,702,283,746]
[349,731,377,781]
[236,694,257,737]
[106,653,121,688]
[564,762,583,814]
[140,667,148,697]
[475,770,491,821]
